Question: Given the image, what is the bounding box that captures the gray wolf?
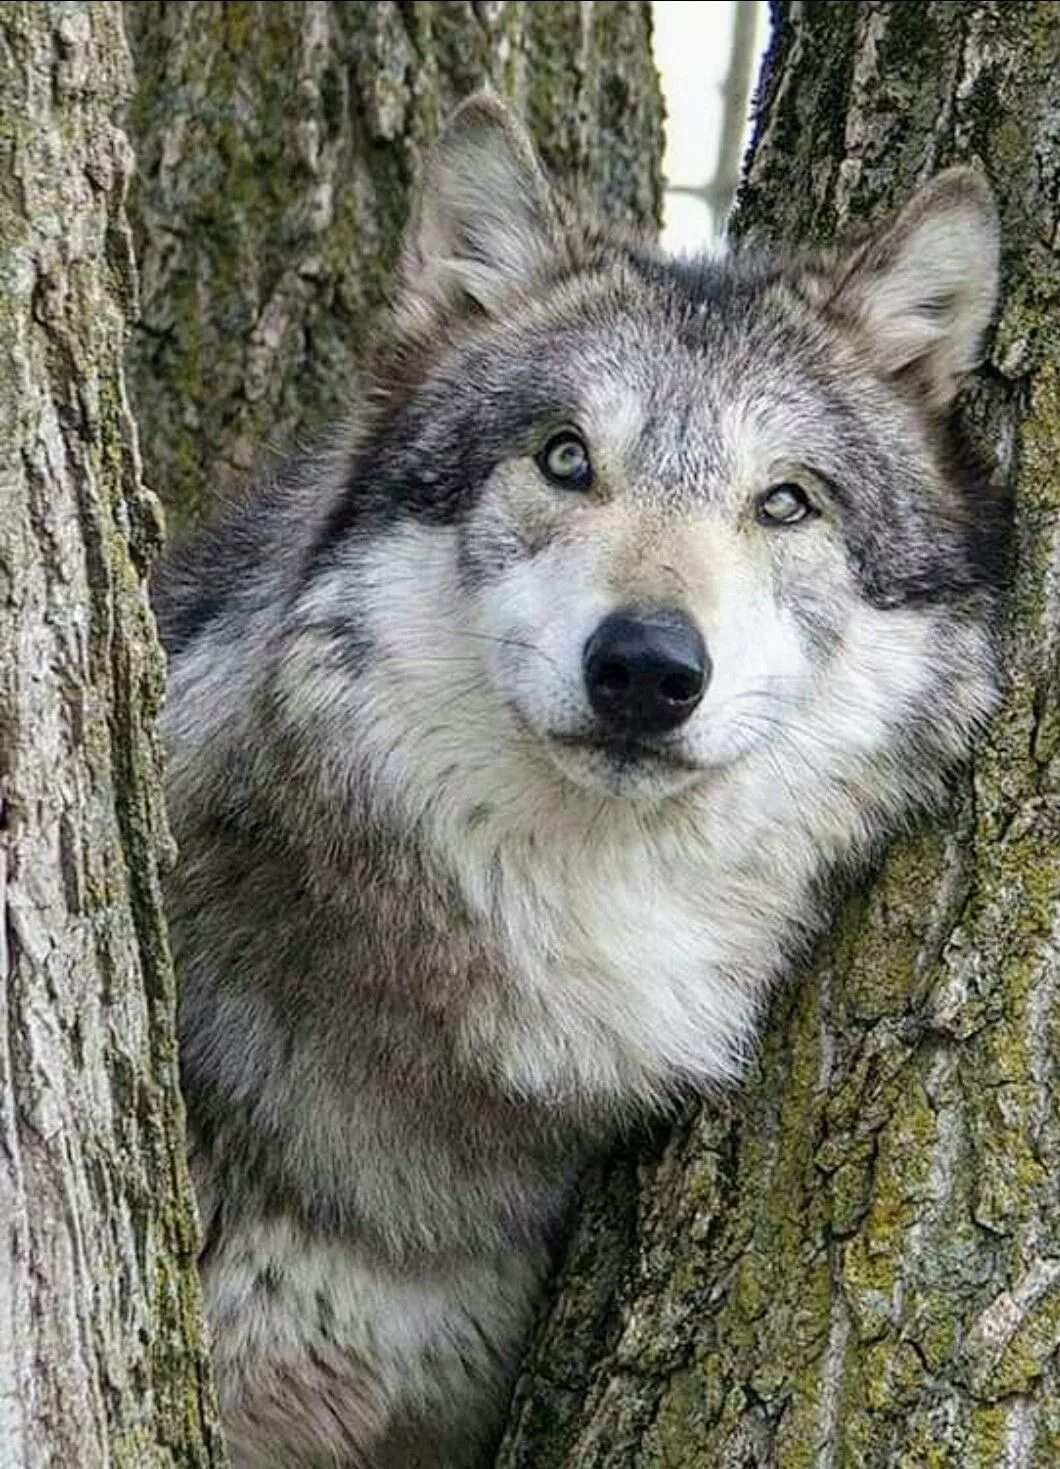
[155,93,1005,1467]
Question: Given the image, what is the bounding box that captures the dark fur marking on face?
[792,603,845,662]
[627,248,787,316]
[305,358,571,580]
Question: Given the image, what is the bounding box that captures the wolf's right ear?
[401,93,561,320]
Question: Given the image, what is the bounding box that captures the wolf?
[155,93,1005,1468]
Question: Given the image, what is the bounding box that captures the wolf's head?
[287,95,1003,840]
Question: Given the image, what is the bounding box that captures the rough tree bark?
[123,0,663,531]
[0,4,225,1465]
[496,4,1060,1466]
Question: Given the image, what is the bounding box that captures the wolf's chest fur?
[436,772,792,1108]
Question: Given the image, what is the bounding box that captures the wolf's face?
[296,97,1002,819]
[450,302,977,803]
[455,310,822,800]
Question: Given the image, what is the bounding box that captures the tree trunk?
[496,4,1060,1465]
[0,4,225,1464]
[123,0,663,531]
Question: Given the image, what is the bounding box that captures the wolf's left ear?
[402,92,561,319]
[829,168,1000,408]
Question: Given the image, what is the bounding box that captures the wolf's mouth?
[551,732,702,773]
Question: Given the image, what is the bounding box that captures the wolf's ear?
[829,168,1000,408]
[402,92,561,319]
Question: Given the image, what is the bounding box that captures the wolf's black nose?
[583,609,709,737]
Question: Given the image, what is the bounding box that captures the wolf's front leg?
[200,1212,546,1468]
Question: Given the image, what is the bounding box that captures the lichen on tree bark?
[496,5,1060,1466]
[123,0,663,531]
[0,4,225,1464]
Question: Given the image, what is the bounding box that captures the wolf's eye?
[757,483,815,526]
[538,430,593,491]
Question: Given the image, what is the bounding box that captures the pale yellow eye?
[757,483,813,525]
[538,431,593,490]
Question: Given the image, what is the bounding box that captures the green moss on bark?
[123,1,662,533]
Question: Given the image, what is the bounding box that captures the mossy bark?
[123,0,663,531]
[496,4,1060,1465]
[0,4,225,1464]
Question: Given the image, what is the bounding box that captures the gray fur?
[156,94,1006,1467]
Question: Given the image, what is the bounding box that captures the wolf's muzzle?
[583,608,709,737]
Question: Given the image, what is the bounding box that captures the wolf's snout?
[583,609,710,737]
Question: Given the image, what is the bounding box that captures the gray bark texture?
[495,3,1060,1466]
[123,0,663,531]
[0,4,225,1465]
